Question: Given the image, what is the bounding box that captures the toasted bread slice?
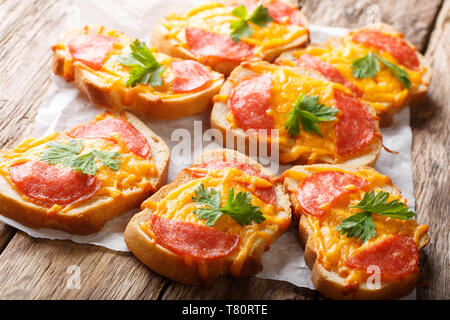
[211,61,382,166]
[0,112,169,235]
[276,23,431,127]
[151,0,309,75]
[52,25,224,119]
[282,164,429,299]
[124,148,291,286]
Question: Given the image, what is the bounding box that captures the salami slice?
[68,34,118,70]
[352,30,420,71]
[264,0,305,26]
[185,28,254,62]
[171,60,212,93]
[67,118,151,159]
[297,170,367,216]
[346,235,419,280]
[296,54,363,97]
[9,161,100,207]
[334,90,375,157]
[149,214,240,260]
[228,74,273,131]
[191,160,277,205]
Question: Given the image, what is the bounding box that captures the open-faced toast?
[124,148,291,285]
[0,112,169,235]
[211,61,382,166]
[151,0,309,75]
[276,23,431,127]
[52,25,224,119]
[282,164,429,299]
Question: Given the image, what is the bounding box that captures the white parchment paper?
[0,0,416,292]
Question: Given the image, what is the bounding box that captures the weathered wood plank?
[0,231,168,299]
[0,0,73,247]
[161,277,321,300]
[413,0,450,300]
[299,0,442,51]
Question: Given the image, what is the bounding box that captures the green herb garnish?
[192,183,265,226]
[230,4,272,42]
[337,190,415,242]
[41,139,121,175]
[351,52,411,88]
[285,92,338,138]
[118,39,165,88]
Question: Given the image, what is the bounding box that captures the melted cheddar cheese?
[282,167,428,286]
[140,166,290,281]
[277,31,427,113]
[53,25,222,100]
[226,63,378,164]
[0,114,158,213]
[162,1,308,57]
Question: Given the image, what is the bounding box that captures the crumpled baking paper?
[0,0,416,293]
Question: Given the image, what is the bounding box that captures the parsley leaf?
[118,40,165,87]
[336,190,415,242]
[41,139,122,175]
[230,4,272,42]
[374,54,411,89]
[248,4,273,27]
[92,150,122,171]
[285,92,338,138]
[192,183,265,226]
[351,52,411,89]
[71,152,97,175]
[351,52,380,79]
[41,140,82,166]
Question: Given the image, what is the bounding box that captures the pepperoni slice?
[228,74,273,131]
[67,118,151,159]
[185,28,254,62]
[236,0,304,25]
[191,160,276,205]
[352,30,419,71]
[149,214,240,260]
[68,34,118,70]
[334,90,375,157]
[9,161,100,207]
[171,60,212,93]
[264,0,304,25]
[296,54,363,97]
[297,171,367,216]
[346,235,419,281]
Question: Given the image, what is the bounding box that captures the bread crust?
[282,164,429,300]
[277,23,431,127]
[0,112,170,235]
[210,61,382,167]
[52,26,224,120]
[124,148,291,286]
[150,1,310,76]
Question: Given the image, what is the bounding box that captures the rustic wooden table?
[0,0,448,300]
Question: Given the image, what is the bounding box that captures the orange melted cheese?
[277,31,427,113]
[53,25,222,100]
[140,166,290,281]
[226,63,378,164]
[282,167,428,285]
[162,2,308,57]
[0,114,158,214]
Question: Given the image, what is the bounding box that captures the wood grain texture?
[299,0,442,51]
[412,0,449,300]
[0,0,73,247]
[0,232,168,299]
[0,0,447,300]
